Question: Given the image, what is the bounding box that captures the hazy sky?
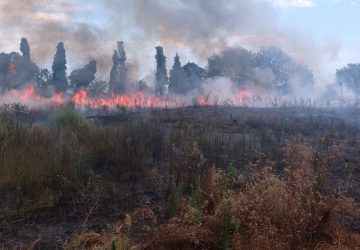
[275,0,360,68]
[0,0,359,83]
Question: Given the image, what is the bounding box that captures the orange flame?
[198,95,208,106]
[13,85,65,106]
[8,63,16,74]
[20,85,36,101]
[72,90,176,108]
[0,84,250,109]
[71,89,250,108]
[235,90,247,103]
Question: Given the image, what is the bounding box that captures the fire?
[4,85,65,106]
[72,89,175,108]
[20,85,36,101]
[0,83,250,109]
[198,95,208,106]
[8,63,16,74]
[71,89,251,109]
[52,92,64,105]
[235,90,247,103]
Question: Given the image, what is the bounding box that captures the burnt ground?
[1,106,360,248]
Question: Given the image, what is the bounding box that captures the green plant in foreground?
[221,197,232,250]
[190,182,203,211]
[168,179,182,218]
[50,104,92,131]
[227,163,238,179]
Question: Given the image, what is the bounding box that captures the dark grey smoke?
[0,38,39,91]
[0,0,111,78]
[20,38,30,60]
[182,62,206,93]
[169,53,184,94]
[0,53,11,78]
[51,42,68,92]
[0,36,349,106]
[256,46,314,93]
[69,60,97,90]
[203,46,314,94]
[155,46,168,96]
[109,41,128,93]
[169,53,206,95]
[105,0,275,61]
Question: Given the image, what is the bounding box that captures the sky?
[0,0,359,84]
[274,0,360,75]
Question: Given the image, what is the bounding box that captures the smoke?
[0,0,111,77]
[0,0,356,107]
[0,0,345,86]
[0,84,67,107]
[201,77,235,103]
[103,0,342,86]
[104,0,275,64]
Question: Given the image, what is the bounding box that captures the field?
[0,104,360,249]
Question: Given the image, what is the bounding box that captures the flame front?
[1,84,250,109]
[3,85,65,106]
[20,85,36,101]
[72,90,176,108]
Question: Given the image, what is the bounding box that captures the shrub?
[50,104,91,132]
[141,138,360,250]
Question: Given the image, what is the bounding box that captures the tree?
[138,79,153,93]
[51,42,68,92]
[206,54,224,78]
[88,80,108,96]
[168,53,185,94]
[204,46,314,94]
[0,53,10,76]
[69,60,97,90]
[20,38,30,60]
[36,68,51,87]
[256,46,314,94]
[182,62,206,93]
[221,48,255,85]
[206,48,256,88]
[155,46,168,96]
[0,38,39,90]
[336,64,360,95]
[109,41,127,94]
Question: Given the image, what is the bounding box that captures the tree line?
[4,38,358,97]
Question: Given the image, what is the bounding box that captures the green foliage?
[50,104,91,131]
[190,182,203,211]
[168,179,182,218]
[226,163,238,179]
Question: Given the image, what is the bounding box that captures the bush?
[140,138,360,250]
[50,104,91,132]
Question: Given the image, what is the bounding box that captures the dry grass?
[1,106,360,249]
[139,136,360,250]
